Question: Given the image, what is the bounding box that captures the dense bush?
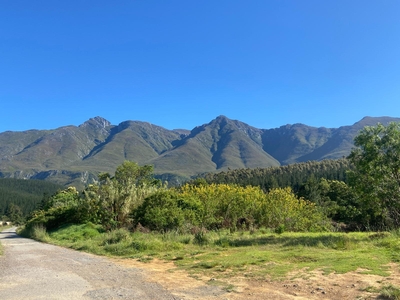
[255,187,330,232]
[25,187,81,231]
[178,183,264,230]
[81,161,162,230]
[134,190,200,231]
[21,161,331,235]
[297,178,362,227]
[135,183,330,233]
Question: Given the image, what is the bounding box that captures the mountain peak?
[80,117,111,129]
[216,115,229,120]
[210,115,234,126]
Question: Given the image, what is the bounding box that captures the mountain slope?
[75,120,185,173]
[293,116,400,162]
[150,116,280,177]
[261,124,333,165]
[0,117,111,175]
[0,115,399,187]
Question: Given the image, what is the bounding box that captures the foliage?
[18,160,345,233]
[134,189,199,232]
[200,159,352,193]
[49,222,103,242]
[0,178,63,217]
[82,161,163,230]
[42,187,80,210]
[297,177,362,227]
[4,203,24,225]
[255,187,330,232]
[348,122,400,229]
[178,183,262,230]
[176,183,329,232]
[24,187,80,231]
[22,161,164,232]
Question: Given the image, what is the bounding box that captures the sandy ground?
[113,254,400,300]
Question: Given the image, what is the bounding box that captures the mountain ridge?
[1,115,399,187]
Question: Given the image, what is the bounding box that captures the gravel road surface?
[0,227,179,300]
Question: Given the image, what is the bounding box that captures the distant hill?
[0,115,399,187]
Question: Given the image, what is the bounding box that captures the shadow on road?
[0,233,22,239]
[0,228,25,239]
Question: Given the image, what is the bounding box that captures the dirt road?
[0,227,225,300]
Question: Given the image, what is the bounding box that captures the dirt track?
[0,227,225,300]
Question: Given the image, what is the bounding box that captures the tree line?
[199,158,351,193]
[0,178,62,224]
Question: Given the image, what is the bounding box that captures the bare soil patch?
[113,258,400,300]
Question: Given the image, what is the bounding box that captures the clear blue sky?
[1,1,399,132]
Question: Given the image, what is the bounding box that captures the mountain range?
[1,115,399,187]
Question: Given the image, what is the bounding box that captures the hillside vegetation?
[1,115,399,187]
[0,178,62,223]
[200,158,351,192]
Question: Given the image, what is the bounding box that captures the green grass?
[22,223,400,283]
[379,284,400,300]
[19,224,51,243]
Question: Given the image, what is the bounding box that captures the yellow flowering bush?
[179,183,264,230]
[178,184,329,232]
[255,187,330,232]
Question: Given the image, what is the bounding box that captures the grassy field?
[21,223,400,281]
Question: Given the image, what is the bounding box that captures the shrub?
[255,187,331,232]
[179,183,264,230]
[101,228,132,245]
[134,190,199,232]
[25,205,80,232]
[18,223,50,242]
[193,229,210,246]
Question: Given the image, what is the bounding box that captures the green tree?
[348,122,400,229]
[114,161,156,187]
[326,180,360,226]
[43,187,79,210]
[24,187,81,231]
[297,177,362,229]
[297,176,330,206]
[84,161,162,230]
[5,203,24,225]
